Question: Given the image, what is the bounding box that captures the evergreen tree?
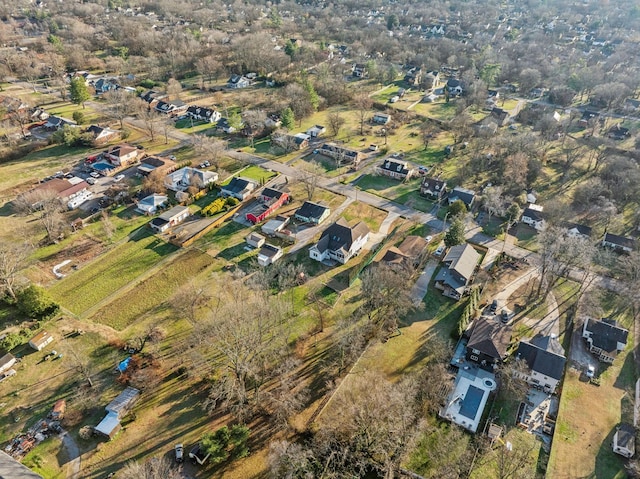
[444,217,466,247]
[281,107,295,130]
[69,77,90,109]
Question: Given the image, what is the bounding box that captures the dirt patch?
[38,236,105,281]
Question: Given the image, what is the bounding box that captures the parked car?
[489,300,498,314]
[425,235,433,243]
[113,174,125,182]
[500,308,509,323]
[86,177,96,185]
[434,245,445,256]
[586,365,595,378]
[90,172,101,178]
[175,444,184,463]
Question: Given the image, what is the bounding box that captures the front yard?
[355,174,434,212]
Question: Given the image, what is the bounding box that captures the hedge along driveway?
[49,230,178,315]
[88,249,215,330]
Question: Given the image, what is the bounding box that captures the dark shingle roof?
[467,318,511,361]
[615,424,636,453]
[295,201,329,221]
[567,223,592,237]
[585,318,629,354]
[261,187,287,200]
[222,177,255,195]
[380,159,410,175]
[523,207,544,222]
[604,232,635,249]
[449,186,475,207]
[315,217,369,254]
[516,337,566,380]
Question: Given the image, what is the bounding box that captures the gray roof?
[159,205,189,221]
[315,217,369,255]
[523,207,544,222]
[443,244,481,282]
[0,451,43,479]
[585,318,629,354]
[449,186,475,207]
[615,424,636,453]
[380,159,410,175]
[295,201,329,221]
[567,223,592,237]
[603,232,635,249]
[222,177,256,195]
[516,337,566,381]
[258,243,282,258]
[106,386,140,417]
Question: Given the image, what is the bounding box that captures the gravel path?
[59,430,81,479]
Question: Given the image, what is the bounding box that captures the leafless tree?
[327,111,346,138]
[100,210,114,241]
[170,279,212,325]
[0,240,31,300]
[135,99,161,141]
[296,160,324,200]
[141,170,167,195]
[103,88,133,129]
[482,186,506,220]
[166,78,182,100]
[353,93,373,135]
[120,456,182,479]
[191,135,227,168]
[195,55,224,87]
[14,189,65,243]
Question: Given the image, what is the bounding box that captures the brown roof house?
[465,318,512,371]
[434,243,481,300]
[309,217,370,265]
[29,331,54,351]
[582,317,628,363]
[30,177,93,210]
[103,144,140,167]
[380,235,429,270]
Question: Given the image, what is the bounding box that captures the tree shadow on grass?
[0,201,16,217]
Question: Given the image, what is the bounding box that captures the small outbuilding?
[246,232,266,248]
[0,352,16,374]
[613,423,635,458]
[95,387,140,440]
[28,331,54,351]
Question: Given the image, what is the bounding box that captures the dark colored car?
[489,300,498,314]
[501,309,509,323]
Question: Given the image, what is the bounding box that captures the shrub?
[225,197,239,206]
[201,198,227,216]
[72,111,85,125]
[139,79,155,89]
[0,332,24,351]
[16,285,60,319]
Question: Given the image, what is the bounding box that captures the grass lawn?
[356,174,434,212]
[548,294,635,479]
[22,436,67,479]
[49,230,178,315]
[469,429,543,479]
[220,165,277,186]
[89,249,215,330]
[340,200,387,232]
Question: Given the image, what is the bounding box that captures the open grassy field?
[340,200,387,232]
[49,230,178,315]
[89,249,216,330]
[220,164,278,186]
[548,294,635,479]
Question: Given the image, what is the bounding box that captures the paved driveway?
[411,259,439,305]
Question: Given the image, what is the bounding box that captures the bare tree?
[141,170,167,195]
[327,111,346,137]
[170,280,212,325]
[135,99,161,141]
[120,456,182,479]
[0,240,31,300]
[166,78,182,100]
[353,94,373,135]
[191,135,227,168]
[296,161,324,200]
[14,189,65,243]
[103,88,133,129]
[482,186,506,221]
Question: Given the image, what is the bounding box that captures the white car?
[434,245,445,256]
[425,235,433,243]
[113,174,125,182]
[586,365,595,378]
[90,172,101,178]
[86,177,96,185]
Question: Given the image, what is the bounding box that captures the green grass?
[220,165,277,186]
[89,249,215,330]
[356,174,434,212]
[49,230,178,314]
[21,436,67,479]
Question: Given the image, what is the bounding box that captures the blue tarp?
[117,356,132,373]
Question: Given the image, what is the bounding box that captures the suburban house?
[352,63,367,78]
[28,331,54,351]
[137,156,176,176]
[294,201,331,225]
[372,113,391,125]
[423,71,440,90]
[376,158,414,180]
[227,74,250,89]
[271,132,309,151]
[95,387,140,440]
[257,244,284,266]
[149,205,190,233]
[403,67,422,86]
[44,115,76,131]
[318,143,364,167]
[613,424,636,458]
[420,177,447,200]
[521,204,545,231]
[246,232,266,248]
[186,106,221,123]
[380,235,429,270]
[582,317,629,363]
[0,352,16,374]
[31,177,93,210]
[446,78,463,96]
[0,451,44,479]
[602,232,635,252]
[448,186,476,209]
[566,223,592,240]
[579,110,599,127]
[309,217,370,264]
[136,194,168,215]
[164,167,218,192]
[220,177,258,201]
[140,90,167,105]
[465,318,512,371]
[103,144,139,167]
[608,124,630,140]
[514,335,566,393]
[246,187,290,224]
[262,215,290,236]
[155,99,187,116]
[85,125,120,145]
[435,243,481,300]
[306,125,326,137]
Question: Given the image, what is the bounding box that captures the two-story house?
[309,218,370,265]
[514,335,566,393]
[376,159,414,180]
[420,177,447,200]
[103,144,139,167]
[318,143,363,167]
[521,204,545,231]
[465,318,512,371]
[582,317,629,363]
[434,243,481,300]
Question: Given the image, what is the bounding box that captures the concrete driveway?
[411,258,439,305]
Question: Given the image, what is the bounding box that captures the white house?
[29,331,54,351]
[164,167,218,192]
[582,317,628,363]
[246,232,266,248]
[136,194,168,215]
[602,232,635,252]
[309,217,370,264]
[521,204,545,231]
[372,113,391,125]
[149,205,190,233]
[613,424,636,458]
[306,125,326,137]
[514,335,566,393]
[257,243,284,266]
